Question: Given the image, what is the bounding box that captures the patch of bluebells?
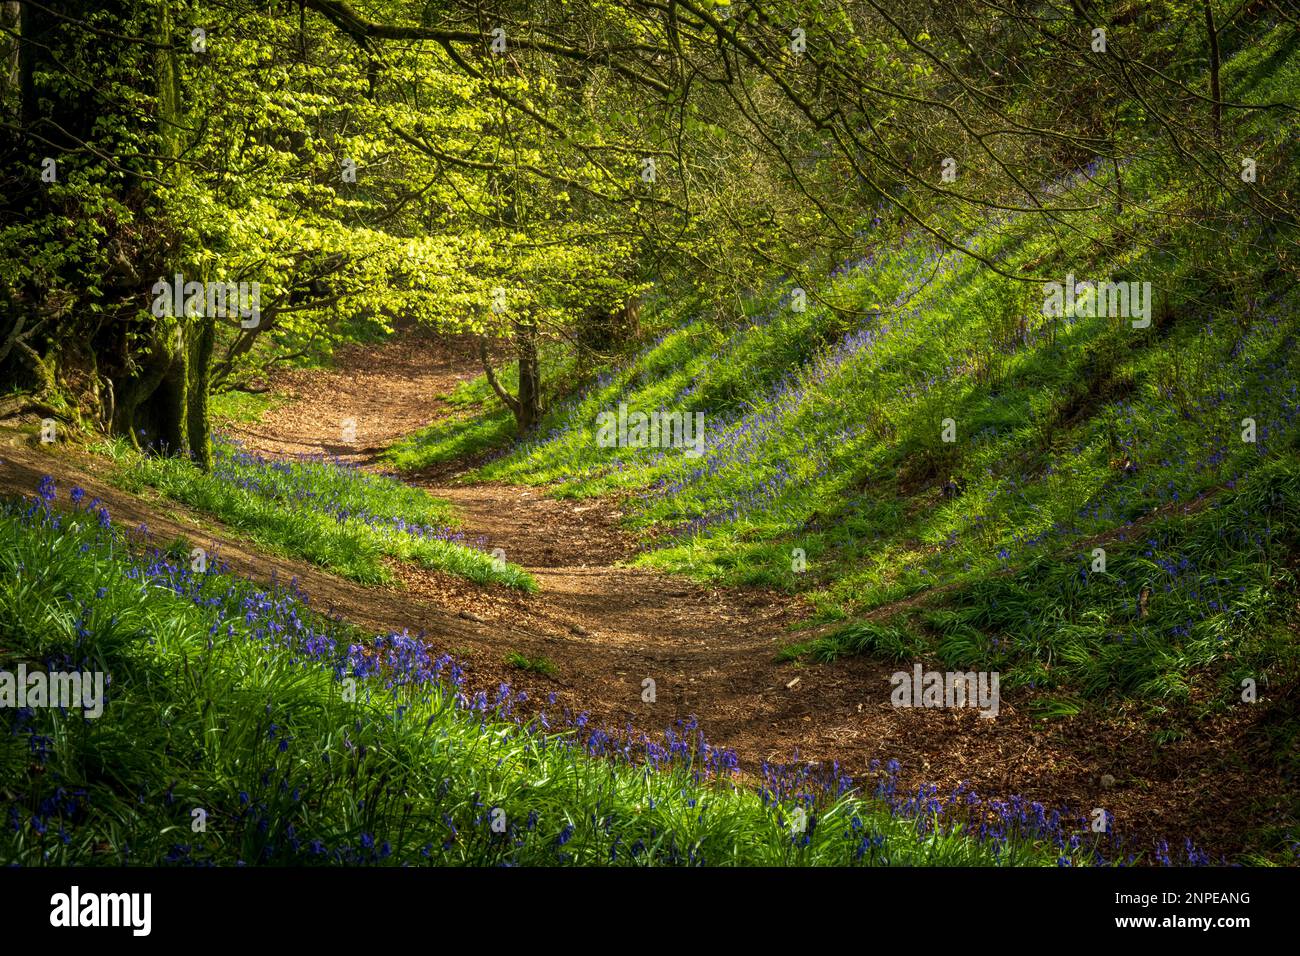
[3,478,1219,866]
[209,435,481,548]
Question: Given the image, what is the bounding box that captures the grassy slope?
[385,31,1300,720]
[104,435,536,591]
[207,389,287,424]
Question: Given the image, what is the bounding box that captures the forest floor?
[2,326,1293,860]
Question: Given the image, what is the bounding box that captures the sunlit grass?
[375,40,1300,715]
[102,435,536,591]
[0,486,1124,866]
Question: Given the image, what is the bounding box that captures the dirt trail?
[226,332,488,465]
[2,328,1291,858]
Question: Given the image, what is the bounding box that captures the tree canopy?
[2,0,1295,447]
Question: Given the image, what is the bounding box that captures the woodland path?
[2,327,1285,857]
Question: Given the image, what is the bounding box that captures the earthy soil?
[226,332,489,465]
[2,326,1294,861]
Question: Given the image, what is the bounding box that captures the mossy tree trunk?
[111,316,188,455]
[187,315,216,469]
[9,0,211,463]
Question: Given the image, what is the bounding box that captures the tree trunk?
[514,319,541,433]
[7,0,199,459]
[1204,1,1222,145]
[112,318,188,455]
[480,330,539,435]
[187,315,216,469]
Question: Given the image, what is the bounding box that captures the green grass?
[505,652,559,678]
[0,485,1122,866]
[374,25,1300,716]
[383,406,517,473]
[383,340,585,473]
[102,435,536,591]
[778,460,1300,708]
[208,389,286,424]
